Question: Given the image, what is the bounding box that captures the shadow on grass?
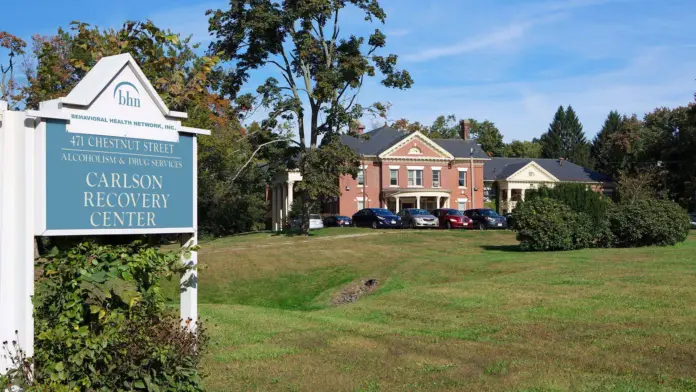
[479,244,524,252]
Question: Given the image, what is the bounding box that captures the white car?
[309,214,324,230]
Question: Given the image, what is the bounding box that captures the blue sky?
[3,0,696,142]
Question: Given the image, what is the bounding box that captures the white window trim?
[431,166,442,170]
[407,169,423,188]
[389,168,399,188]
[432,168,441,188]
[458,169,468,189]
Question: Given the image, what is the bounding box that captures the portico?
[271,169,302,231]
[382,189,451,212]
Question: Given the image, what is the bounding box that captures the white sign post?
[0,53,210,371]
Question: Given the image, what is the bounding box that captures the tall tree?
[540,105,591,167]
[209,0,413,233]
[592,110,622,174]
[469,119,505,156]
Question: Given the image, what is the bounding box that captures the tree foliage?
[503,139,542,158]
[609,199,690,247]
[0,31,27,108]
[514,198,594,251]
[468,119,505,156]
[209,0,413,233]
[4,242,207,391]
[540,105,591,167]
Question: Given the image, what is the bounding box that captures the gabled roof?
[61,53,187,120]
[378,130,454,159]
[339,126,488,158]
[484,158,612,183]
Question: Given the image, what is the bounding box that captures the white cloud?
[386,29,410,37]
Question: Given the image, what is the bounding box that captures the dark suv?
[464,208,507,230]
[352,208,401,229]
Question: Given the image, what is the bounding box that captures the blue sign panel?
[45,120,194,231]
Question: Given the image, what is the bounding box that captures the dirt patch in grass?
[332,278,379,305]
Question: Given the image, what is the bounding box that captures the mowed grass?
[183,229,696,391]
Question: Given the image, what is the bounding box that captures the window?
[357,200,364,210]
[390,169,398,186]
[357,170,364,186]
[432,169,441,188]
[458,170,467,187]
[457,201,467,211]
[408,170,423,187]
[408,146,422,155]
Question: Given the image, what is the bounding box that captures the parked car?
[690,214,696,229]
[432,208,472,229]
[398,208,439,229]
[464,208,508,230]
[324,215,353,227]
[352,208,401,229]
[309,214,324,230]
[503,213,515,229]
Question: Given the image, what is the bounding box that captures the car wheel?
[446,221,451,229]
[410,220,415,229]
[372,221,378,230]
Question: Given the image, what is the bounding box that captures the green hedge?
[610,199,691,247]
[515,198,595,251]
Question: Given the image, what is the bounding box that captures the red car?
[432,208,472,229]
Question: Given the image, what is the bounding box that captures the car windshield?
[410,209,431,216]
[337,216,350,220]
[479,209,500,217]
[442,209,463,216]
[371,208,393,216]
[310,214,321,220]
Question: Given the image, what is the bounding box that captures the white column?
[395,196,400,212]
[281,182,288,227]
[179,233,197,331]
[416,196,421,209]
[0,108,36,367]
[521,188,526,201]
[507,188,512,203]
[437,196,441,209]
[272,185,278,231]
[287,181,294,216]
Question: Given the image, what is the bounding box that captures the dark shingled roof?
[484,158,612,183]
[339,126,488,158]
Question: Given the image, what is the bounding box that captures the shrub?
[610,199,690,247]
[14,241,208,391]
[525,183,612,227]
[515,198,595,251]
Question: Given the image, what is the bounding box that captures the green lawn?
[185,229,696,391]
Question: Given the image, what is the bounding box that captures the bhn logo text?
[113,81,140,108]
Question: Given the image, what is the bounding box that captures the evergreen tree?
[540,105,591,167]
[540,106,565,159]
[592,110,623,174]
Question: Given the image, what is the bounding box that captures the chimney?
[559,157,565,166]
[351,120,366,135]
[460,119,471,140]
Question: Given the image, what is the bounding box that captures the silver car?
[690,214,696,230]
[398,208,439,229]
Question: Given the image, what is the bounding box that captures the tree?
[540,105,591,167]
[0,31,27,108]
[503,139,542,158]
[391,118,429,133]
[429,114,459,138]
[209,0,413,233]
[591,110,622,173]
[468,119,505,156]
